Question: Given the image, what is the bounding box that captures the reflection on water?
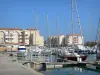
[42,54,100,75]
[86,54,96,61]
[44,67,100,75]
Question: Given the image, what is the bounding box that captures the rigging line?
[75,0,84,45]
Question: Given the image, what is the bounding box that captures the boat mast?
[56,15,59,48]
[34,8,37,51]
[96,18,100,57]
[96,18,100,44]
[72,0,74,48]
[46,12,51,48]
[75,0,84,45]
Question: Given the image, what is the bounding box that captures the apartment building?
[0,28,44,46]
[0,31,5,43]
[48,35,65,47]
[24,28,44,46]
[65,34,84,45]
[48,34,84,47]
[0,28,23,44]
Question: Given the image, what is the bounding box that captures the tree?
[84,41,97,47]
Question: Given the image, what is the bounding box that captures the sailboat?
[61,0,87,61]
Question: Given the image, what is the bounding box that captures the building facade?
[65,34,84,45]
[24,28,44,46]
[0,28,23,44]
[0,28,44,46]
[48,34,84,47]
[48,35,65,47]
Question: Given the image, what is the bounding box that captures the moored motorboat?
[61,52,87,61]
[58,48,87,61]
[96,44,100,61]
[64,54,87,61]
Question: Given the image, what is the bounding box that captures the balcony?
[5,35,8,36]
[18,35,22,37]
[19,38,22,40]
[5,38,13,41]
[18,36,22,38]
[10,35,13,36]
[25,34,28,36]
[5,34,13,37]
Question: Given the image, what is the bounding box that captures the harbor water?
[42,54,100,75]
[43,67,100,75]
[7,52,100,75]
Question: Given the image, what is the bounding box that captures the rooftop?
[0,28,22,30]
[48,35,64,38]
[5,42,27,45]
[0,28,38,30]
[26,28,38,30]
[67,34,81,36]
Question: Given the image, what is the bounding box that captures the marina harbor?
[0,0,100,75]
[0,50,100,75]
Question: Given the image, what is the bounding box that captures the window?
[37,41,39,43]
[25,34,28,36]
[10,38,13,40]
[19,38,22,40]
[10,34,13,36]
[25,38,29,39]
[5,35,8,36]
[18,35,22,36]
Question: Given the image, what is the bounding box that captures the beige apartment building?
[48,34,84,47]
[24,28,44,46]
[65,34,84,45]
[0,28,44,46]
[48,35,65,47]
[0,28,23,44]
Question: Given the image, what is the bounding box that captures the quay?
[1,52,100,74]
[22,59,100,70]
[0,53,43,75]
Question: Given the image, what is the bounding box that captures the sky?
[0,0,100,42]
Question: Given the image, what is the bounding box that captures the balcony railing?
[18,35,22,36]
